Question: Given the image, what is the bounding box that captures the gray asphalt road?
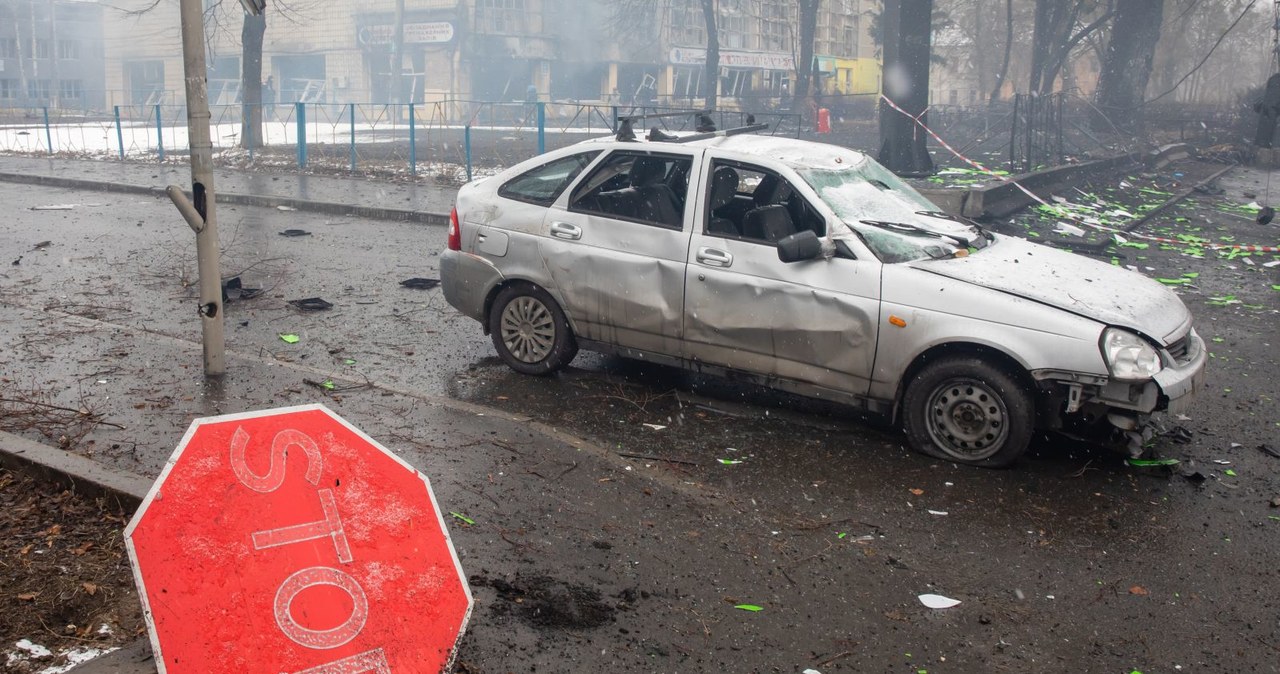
[3,176,1279,673]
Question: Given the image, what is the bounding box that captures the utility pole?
[167,0,258,377]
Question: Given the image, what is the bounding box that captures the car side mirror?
[777,230,822,263]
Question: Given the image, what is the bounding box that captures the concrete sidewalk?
[0,155,458,223]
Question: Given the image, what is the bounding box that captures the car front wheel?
[488,283,578,376]
[902,357,1034,468]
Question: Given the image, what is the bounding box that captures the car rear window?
[499,151,602,206]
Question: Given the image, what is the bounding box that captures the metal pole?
[349,102,356,172]
[114,105,125,159]
[155,104,165,161]
[296,101,307,168]
[409,102,416,175]
[1009,94,1019,172]
[42,106,52,155]
[166,0,225,376]
[537,101,545,154]
[465,124,472,182]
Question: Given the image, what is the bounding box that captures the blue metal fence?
[0,100,804,176]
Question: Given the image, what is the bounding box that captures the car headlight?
[1101,328,1163,381]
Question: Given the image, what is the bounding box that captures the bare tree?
[240,8,266,149]
[989,0,1013,104]
[1093,0,1164,130]
[1030,0,1113,95]
[700,0,719,110]
[793,0,821,114]
[878,0,935,175]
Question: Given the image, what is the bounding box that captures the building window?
[57,40,80,60]
[28,79,51,100]
[0,38,17,59]
[761,3,791,53]
[60,79,83,101]
[721,68,751,98]
[33,40,52,60]
[476,0,530,34]
[673,65,703,99]
[669,1,705,46]
[0,80,17,100]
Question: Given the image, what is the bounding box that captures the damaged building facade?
[95,0,878,111]
[0,0,106,110]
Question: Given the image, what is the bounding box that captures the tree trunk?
[1093,0,1164,131]
[877,0,934,176]
[989,0,1013,105]
[240,12,266,150]
[793,0,820,115]
[1030,0,1079,94]
[701,0,718,110]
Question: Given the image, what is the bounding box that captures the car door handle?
[696,247,733,267]
[550,221,582,240]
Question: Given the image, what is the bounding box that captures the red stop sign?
[125,405,472,673]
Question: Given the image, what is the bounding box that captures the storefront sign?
[359,21,455,46]
[669,47,795,71]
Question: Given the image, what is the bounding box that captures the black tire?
[902,356,1034,468]
[488,283,578,376]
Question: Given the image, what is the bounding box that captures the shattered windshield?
[800,159,989,263]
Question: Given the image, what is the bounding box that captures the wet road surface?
[2,175,1279,673]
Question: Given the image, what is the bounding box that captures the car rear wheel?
[489,283,578,376]
[902,357,1034,468]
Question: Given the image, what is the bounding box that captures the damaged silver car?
[441,121,1207,467]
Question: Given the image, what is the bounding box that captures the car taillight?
[447,207,461,251]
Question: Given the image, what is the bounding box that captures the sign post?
[125,405,472,673]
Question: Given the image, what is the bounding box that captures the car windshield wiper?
[859,219,971,248]
[915,210,993,243]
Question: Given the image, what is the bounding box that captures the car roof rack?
[615,109,770,143]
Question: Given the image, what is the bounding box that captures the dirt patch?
[0,468,143,672]
[470,573,618,630]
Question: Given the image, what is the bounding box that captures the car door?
[538,148,701,354]
[682,158,882,396]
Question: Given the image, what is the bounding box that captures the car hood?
[908,236,1190,343]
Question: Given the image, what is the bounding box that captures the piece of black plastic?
[400,278,441,290]
[279,229,312,237]
[1256,206,1275,225]
[288,297,334,311]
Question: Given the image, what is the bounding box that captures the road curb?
[0,171,451,225]
[0,430,150,512]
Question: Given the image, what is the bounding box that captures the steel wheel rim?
[500,296,555,364]
[924,377,1009,461]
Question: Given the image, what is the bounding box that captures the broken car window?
[499,151,602,206]
[705,161,825,243]
[800,158,985,263]
[569,152,693,229]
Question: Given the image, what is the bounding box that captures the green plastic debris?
[279,333,300,344]
[321,380,336,390]
[1127,458,1181,467]
[1212,337,1225,343]
[734,604,764,612]
[1119,242,1149,250]
[1156,278,1190,285]
[1272,285,1280,292]
[1181,272,1199,279]
[344,358,357,365]
[718,459,743,465]
[837,532,847,539]
[449,512,475,525]
[1225,469,1237,477]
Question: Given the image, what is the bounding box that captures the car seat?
[629,157,682,227]
[706,166,740,236]
[742,204,795,242]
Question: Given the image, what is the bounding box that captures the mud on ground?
[0,468,142,672]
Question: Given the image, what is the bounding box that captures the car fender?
[868,264,1109,401]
